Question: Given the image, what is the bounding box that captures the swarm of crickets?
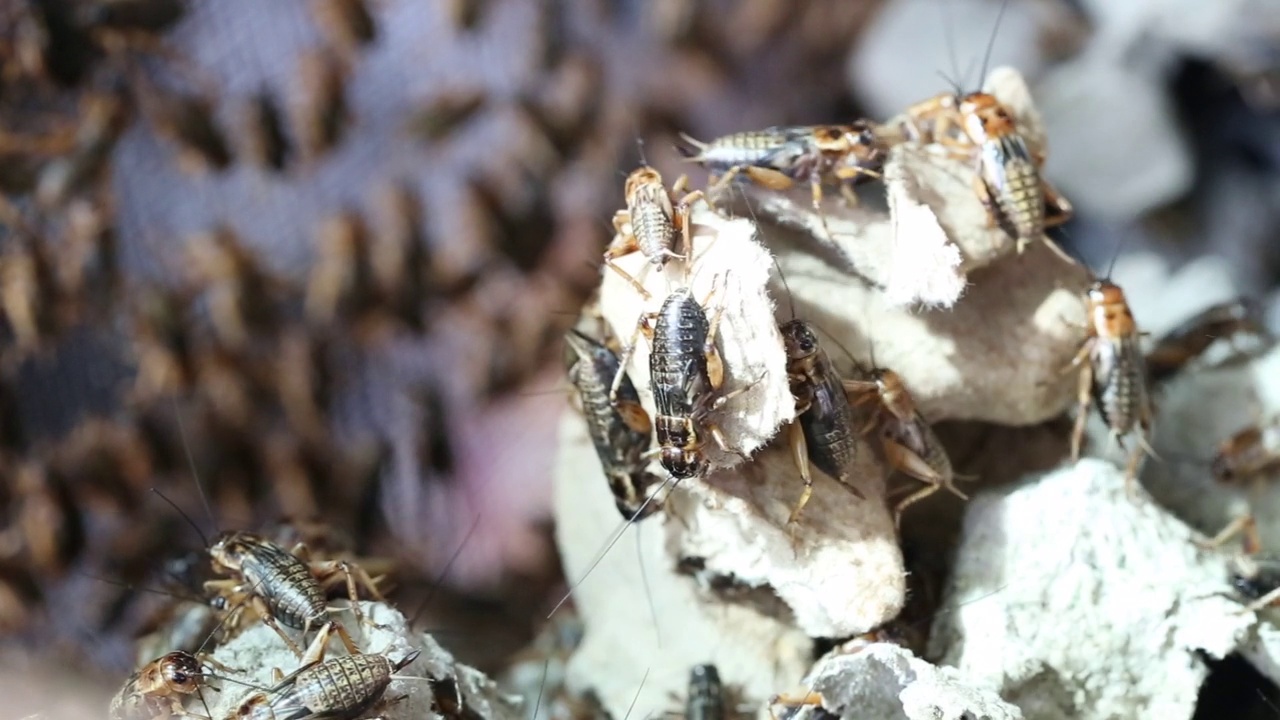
[553,65,1280,718]
[108,517,521,720]
[106,59,1280,720]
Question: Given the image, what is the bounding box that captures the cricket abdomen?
[802,369,859,484]
[1092,337,1147,438]
[629,198,676,264]
[983,135,1044,241]
[292,654,394,718]
[241,542,327,629]
[649,289,710,419]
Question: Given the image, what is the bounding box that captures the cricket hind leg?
[881,437,967,529]
[786,421,814,526]
[968,172,1001,232]
[671,176,705,264]
[609,312,656,404]
[1042,179,1074,229]
[1122,441,1145,501]
[204,581,304,658]
[253,597,305,658]
[1246,585,1280,614]
[326,619,366,656]
[1069,358,1094,462]
[603,224,654,300]
[1198,513,1259,551]
[890,481,940,530]
[333,558,390,629]
[701,273,729,390]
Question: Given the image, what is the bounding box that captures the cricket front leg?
[834,164,883,199]
[808,173,837,242]
[841,379,881,419]
[340,559,390,627]
[199,655,241,675]
[769,691,825,719]
[839,181,859,208]
[203,579,251,639]
[172,704,212,720]
[841,382,881,435]
[284,540,311,561]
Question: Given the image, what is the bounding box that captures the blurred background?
[0,0,1276,715]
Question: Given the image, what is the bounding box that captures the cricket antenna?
[1158,450,1212,468]
[812,323,863,375]
[769,251,797,322]
[626,108,652,170]
[408,512,482,628]
[634,519,662,648]
[1100,243,1121,283]
[196,686,213,720]
[890,580,1014,654]
[635,134,650,168]
[935,69,965,97]
[531,655,551,720]
[172,393,218,534]
[151,487,211,549]
[201,669,272,692]
[976,0,1012,93]
[1255,687,1280,716]
[1103,235,1126,282]
[622,667,652,720]
[546,473,678,619]
[194,572,275,657]
[75,571,201,603]
[937,0,965,95]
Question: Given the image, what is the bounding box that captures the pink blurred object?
[378,362,568,591]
